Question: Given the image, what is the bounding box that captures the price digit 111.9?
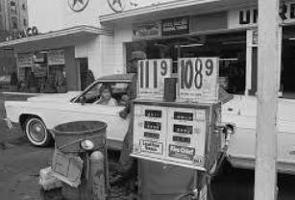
[139,59,170,89]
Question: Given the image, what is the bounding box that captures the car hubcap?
[29,121,46,142]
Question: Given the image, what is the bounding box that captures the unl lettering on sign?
[178,57,219,102]
[138,59,172,98]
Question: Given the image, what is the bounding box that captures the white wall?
[112,23,133,73]
[75,37,101,78]
[26,0,140,78]
[74,22,134,79]
[61,0,101,28]
[28,0,102,32]
[27,0,64,32]
[100,0,176,16]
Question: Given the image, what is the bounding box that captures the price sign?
[48,50,65,65]
[138,59,172,99]
[178,57,219,102]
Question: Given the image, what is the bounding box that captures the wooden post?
[254,0,280,200]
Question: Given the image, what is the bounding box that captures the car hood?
[27,91,81,103]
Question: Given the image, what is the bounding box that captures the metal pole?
[254,0,280,200]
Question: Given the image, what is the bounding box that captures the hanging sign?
[48,50,65,65]
[133,21,161,39]
[178,57,219,102]
[162,16,189,36]
[17,53,34,68]
[137,59,172,99]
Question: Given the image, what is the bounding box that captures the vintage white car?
[223,96,295,174]
[4,73,295,174]
[4,74,136,150]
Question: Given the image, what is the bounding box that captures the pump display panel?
[132,100,220,171]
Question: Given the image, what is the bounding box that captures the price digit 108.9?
[180,58,214,90]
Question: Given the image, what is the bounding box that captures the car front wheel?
[25,117,52,147]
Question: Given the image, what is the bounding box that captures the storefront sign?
[68,0,89,12]
[48,50,65,65]
[228,2,295,29]
[138,59,172,99]
[17,53,34,68]
[178,57,219,102]
[133,22,161,39]
[162,17,189,36]
[6,27,39,41]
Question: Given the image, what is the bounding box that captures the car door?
[73,103,130,149]
[38,81,131,150]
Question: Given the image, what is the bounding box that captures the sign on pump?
[132,57,221,171]
[178,57,219,103]
[137,59,172,99]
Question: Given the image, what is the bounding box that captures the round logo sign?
[68,0,89,12]
[107,0,127,13]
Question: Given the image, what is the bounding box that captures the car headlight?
[81,139,94,150]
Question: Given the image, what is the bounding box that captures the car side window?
[110,83,130,106]
[75,82,131,105]
[75,83,102,104]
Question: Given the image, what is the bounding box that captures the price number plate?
[178,57,219,102]
[138,59,172,99]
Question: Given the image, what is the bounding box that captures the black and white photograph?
[0,0,294,199]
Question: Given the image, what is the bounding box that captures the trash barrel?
[51,121,108,200]
[52,121,107,153]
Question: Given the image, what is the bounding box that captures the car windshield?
[74,81,130,105]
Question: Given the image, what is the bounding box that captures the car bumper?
[3,118,18,129]
[228,155,295,175]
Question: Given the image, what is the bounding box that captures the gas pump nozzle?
[215,122,235,148]
[222,123,235,147]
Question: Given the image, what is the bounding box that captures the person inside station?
[54,70,67,93]
[95,84,118,106]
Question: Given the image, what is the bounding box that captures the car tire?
[24,117,52,147]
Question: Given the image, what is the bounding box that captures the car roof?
[96,73,136,83]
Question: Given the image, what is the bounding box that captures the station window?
[250,26,295,99]
[281,26,295,99]
[0,16,3,30]
[23,18,27,26]
[125,32,246,95]
[10,1,17,14]
[11,16,17,29]
[22,3,26,10]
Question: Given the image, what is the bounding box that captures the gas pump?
[131,57,234,200]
